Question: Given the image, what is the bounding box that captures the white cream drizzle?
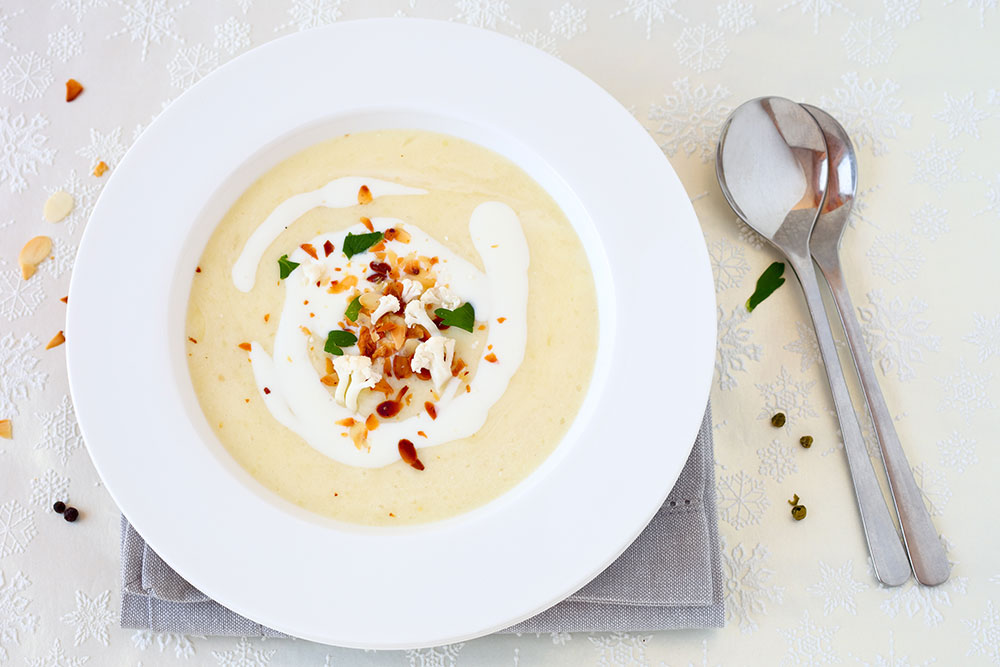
[233,178,529,468]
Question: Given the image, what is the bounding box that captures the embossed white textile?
[1,1,998,665]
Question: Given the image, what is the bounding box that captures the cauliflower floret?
[420,286,462,311]
[400,279,424,303]
[301,258,326,285]
[403,299,439,334]
[370,295,400,324]
[331,355,382,412]
[410,336,456,391]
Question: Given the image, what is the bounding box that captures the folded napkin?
[121,405,723,636]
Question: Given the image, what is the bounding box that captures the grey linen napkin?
[120,405,723,636]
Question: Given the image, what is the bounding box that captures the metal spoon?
[716,97,911,587]
[803,104,950,586]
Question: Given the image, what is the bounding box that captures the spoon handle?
[788,254,912,587]
[814,256,951,586]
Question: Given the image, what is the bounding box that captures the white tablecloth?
[1,1,997,665]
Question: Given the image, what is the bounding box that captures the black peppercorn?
[63,507,79,522]
[53,501,66,513]
[800,435,814,448]
[771,412,786,427]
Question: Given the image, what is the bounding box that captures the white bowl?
[67,18,716,649]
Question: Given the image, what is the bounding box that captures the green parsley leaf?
[434,302,476,333]
[278,254,300,280]
[344,296,362,322]
[342,231,383,260]
[746,261,785,312]
[324,330,358,356]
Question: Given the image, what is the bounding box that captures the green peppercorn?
[800,435,813,448]
[771,412,786,427]
[791,505,807,521]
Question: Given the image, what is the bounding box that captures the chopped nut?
[65,78,83,102]
[46,331,65,350]
[393,355,414,378]
[398,438,424,470]
[424,401,437,420]
[325,357,335,374]
[43,191,74,223]
[358,327,377,357]
[327,274,358,294]
[349,420,369,450]
[360,216,374,232]
[0,419,11,439]
[300,243,318,259]
[384,227,411,243]
[18,235,52,279]
[373,378,393,396]
[358,185,373,205]
[238,342,252,351]
[320,373,338,386]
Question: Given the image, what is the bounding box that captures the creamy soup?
[186,130,598,525]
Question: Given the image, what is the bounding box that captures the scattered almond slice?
[0,419,11,439]
[65,78,83,102]
[360,216,374,232]
[43,191,74,223]
[46,331,65,350]
[358,185,373,204]
[18,236,52,279]
[300,243,318,259]
[93,161,109,177]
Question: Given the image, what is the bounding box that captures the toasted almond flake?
[46,331,65,350]
[365,413,379,431]
[238,342,252,351]
[373,378,393,396]
[323,240,334,256]
[320,373,339,386]
[358,185,373,204]
[484,352,498,363]
[328,274,358,294]
[18,235,52,279]
[336,417,355,427]
[92,160,109,177]
[360,216,374,232]
[60,296,68,304]
[300,326,312,336]
[497,317,506,323]
[325,357,335,374]
[424,401,437,420]
[398,438,424,470]
[43,191,74,222]
[417,430,427,438]
[65,78,83,101]
[188,337,197,344]
[359,291,381,310]
[0,419,11,439]
[300,243,318,259]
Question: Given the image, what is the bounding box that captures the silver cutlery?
[802,104,950,586]
[716,96,911,587]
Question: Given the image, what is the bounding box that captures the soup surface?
[186,130,598,525]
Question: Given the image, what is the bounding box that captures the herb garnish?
[324,330,358,356]
[343,231,383,259]
[434,302,475,333]
[746,261,785,312]
[344,296,362,322]
[278,254,300,279]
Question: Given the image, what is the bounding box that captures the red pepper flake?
[60,296,68,304]
[487,344,493,351]
[244,398,250,403]
[263,387,271,394]
[424,401,437,420]
[389,512,396,517]
[93,161,109,177]
[195,266,202,273]
[65,78,84,102]
[497,317,506,323]
[336,417,356,427]
[465,384,471,393]
[477,325,486,331]
[303,299,309,305]
[238,342,252,351]
[484,352,498,363]
[188,337,198,344]
[264,313,270,322]
[46,331,65,350]
[360,216,374,232]
[417,430,427,438]
[358,185,373,205]
[398,438,425,470]
[300,243,318,259]
[323,240,334,256]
